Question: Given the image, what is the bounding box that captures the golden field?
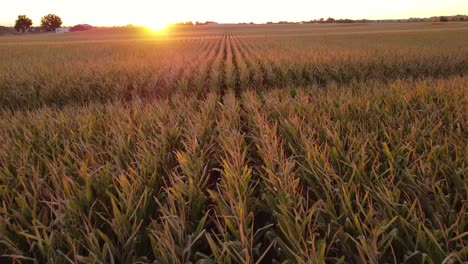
[0,23,467,263]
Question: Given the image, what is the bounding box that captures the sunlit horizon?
[1,0,467,27]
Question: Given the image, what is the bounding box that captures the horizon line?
[1,13,467,28]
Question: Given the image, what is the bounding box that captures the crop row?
[1,30,467,109]
[1,76,466,263]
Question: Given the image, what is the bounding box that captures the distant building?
[29,27,46,33]
[71,24,93,32]
[55,27,70,33]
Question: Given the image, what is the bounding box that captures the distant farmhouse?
[55,27,70,33]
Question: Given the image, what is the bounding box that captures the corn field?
[0,23,467,263]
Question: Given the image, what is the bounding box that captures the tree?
[14,15,33,33]
[439,16,448,22]
[41,14,62,31]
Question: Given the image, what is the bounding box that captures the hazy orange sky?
[1,0,467,27]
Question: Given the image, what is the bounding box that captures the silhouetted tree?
[174,21,194,26]
[41,14,62,31]
[439,16,448,22]
[14,15,33,33]
[195,21,215,26]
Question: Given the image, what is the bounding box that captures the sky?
[1,0,467,27]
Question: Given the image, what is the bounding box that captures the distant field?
[1,23,467,263]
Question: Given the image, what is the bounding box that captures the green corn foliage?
[205,92,260,263]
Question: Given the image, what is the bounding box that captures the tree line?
[173,21,217,26]
[264,15,467,25]
[14,14,62,33]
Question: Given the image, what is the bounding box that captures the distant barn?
[55,27,70,33]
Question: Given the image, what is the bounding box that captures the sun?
[145,21,172,35]
[143,18,172,36]
[147,22,170,33]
